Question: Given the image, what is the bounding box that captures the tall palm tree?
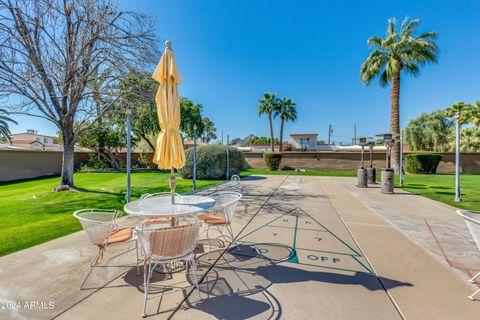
[0,108,18,143]
[258,92,278,152]
[361,17,438,171]
[274,98,297,152]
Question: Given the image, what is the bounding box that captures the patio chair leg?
[135,240,140,276]
[468,271,480,283]
[189,258,202,300]
[207,225,212,260]
[142,262,152,318]
[79,250,101,290]
[468,288,480,301]
[217,225,230,248]
[226,224,240,251]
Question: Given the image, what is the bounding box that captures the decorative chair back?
[457,210,480,250]
[140,192,179,200]
[138,223,200,259]
[212,192,242,223]
[73,209,120,246]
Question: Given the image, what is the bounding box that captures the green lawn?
[0,171,220,257]
[400,174,480,212]
[242,168,480,212]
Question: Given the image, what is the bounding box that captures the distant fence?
[1,149,479,182]
[242,152,480,174]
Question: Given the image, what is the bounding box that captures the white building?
[9,129,62,151]
[290,133,318,150]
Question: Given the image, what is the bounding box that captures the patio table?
[124,194,216,225]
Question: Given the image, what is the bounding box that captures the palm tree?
[258,92,278,152]
[361,17,438,171]
[274,98,297,152]
[0,108,18,143]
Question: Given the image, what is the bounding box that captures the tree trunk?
[55,131,75,191]
[390,73,401,172]
[279,117,285,152]
[268,113,274,152]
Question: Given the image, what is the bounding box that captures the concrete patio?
[0,175,479,319]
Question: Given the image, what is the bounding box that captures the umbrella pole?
[170,167,176,204]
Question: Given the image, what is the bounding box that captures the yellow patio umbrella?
[152,40,186,204]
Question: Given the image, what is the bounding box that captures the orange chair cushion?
[107,228,133,245]
[143,217,169,224]
[203,216,227,225]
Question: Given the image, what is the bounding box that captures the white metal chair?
[140,192,179,227]
[198,192,242,260]
[457,210,480,300]
[73,209,139,290]
[136,223,202,317]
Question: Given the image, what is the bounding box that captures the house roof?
[183,140,207,146]
[290,133,318,137]
[11,132,57,139]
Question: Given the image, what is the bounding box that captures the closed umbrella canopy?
[152,41,186,169]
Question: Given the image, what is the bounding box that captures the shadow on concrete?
[241,175,268,181]
[171,243,413,319]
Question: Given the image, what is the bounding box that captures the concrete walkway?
[0,175,479,319]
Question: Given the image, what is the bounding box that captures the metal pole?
[387,145,391,169]
[193,125,197,190]
[399,131,404,187]
[328,125,331,145]
[126,107,131,202]
[226,134,230,180]
[360,145,364,168]
[455,111,462,202]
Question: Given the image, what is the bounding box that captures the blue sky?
[10,0,480,143]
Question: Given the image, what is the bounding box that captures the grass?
[0,171,220,257]
[400,174,480,212]
[241,168,480,212]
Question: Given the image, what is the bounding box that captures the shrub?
[404,153,442,174]
[80,154,109,170]
[179,144,245,180]
[263,152,283,170]
[133,153,157,169]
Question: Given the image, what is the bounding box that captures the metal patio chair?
[73,209,139,290]
[198,192,242,260]
[136,223,202,317]
[457,210,480,300]
[139,192,180,227]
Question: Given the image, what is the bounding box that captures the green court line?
[351,255,374,274]
[266,224,328,232]
[296,208,362,256]
[238,207,366,271]
[295,247,361,257]
[288,214,300,263]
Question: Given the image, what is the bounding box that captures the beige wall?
[1,150,479,182]
[243,152,480,174]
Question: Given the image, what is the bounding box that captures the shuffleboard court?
[237,206,373,274]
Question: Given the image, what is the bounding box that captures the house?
[9,129,62,151]
[183,140,207,149]
[290,133,318,150]
[248,143,292,152]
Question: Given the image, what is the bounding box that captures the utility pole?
[193,124,197,190]
[221,129,224,144]
[126,105,131,203]
[226,134,230,180]
[455,111,462,202]
[353,123,357,145]
[328,125,332,145]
